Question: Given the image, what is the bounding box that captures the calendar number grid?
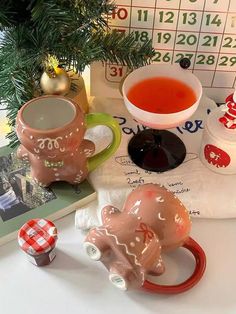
[105,0,236,91]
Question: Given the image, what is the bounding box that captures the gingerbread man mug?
[84,184,206,293]
[16,95,121,187]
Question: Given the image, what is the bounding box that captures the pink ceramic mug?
[16,95,121,187]
[84,184,206,293]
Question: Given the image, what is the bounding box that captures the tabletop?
[0,213,236,314]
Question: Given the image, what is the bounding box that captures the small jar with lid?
[199,104,236,175]
[18,218,58,266]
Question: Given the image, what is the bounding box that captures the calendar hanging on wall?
[90,0,236,103]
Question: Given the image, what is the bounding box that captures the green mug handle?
[85,113,121,172]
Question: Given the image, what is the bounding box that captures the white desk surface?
[1,214,236,314]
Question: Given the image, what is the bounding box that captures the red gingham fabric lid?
[18,219,57,255]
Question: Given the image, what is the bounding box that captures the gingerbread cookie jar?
[84,184,206,293]
[16,95,121,187]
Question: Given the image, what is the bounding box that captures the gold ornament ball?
[40,68,71,95]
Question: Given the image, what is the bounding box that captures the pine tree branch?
[0,0,156,147]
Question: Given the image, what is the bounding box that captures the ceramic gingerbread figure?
[84,183,206,293]
[16,95,121,187]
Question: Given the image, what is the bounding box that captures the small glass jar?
[199,108,236,174]
[18,218,58,266]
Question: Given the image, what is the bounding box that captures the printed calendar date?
[153,51,236,70]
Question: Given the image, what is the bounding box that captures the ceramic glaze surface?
[85,183,192,290]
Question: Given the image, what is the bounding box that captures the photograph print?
[0,151,56,222]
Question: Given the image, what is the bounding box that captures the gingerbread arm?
[101,205,121,225]
[79,139,95,157]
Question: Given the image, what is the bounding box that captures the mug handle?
[85,113,121,172]
[142,237,206,294]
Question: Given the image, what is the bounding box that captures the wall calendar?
[91,0,236,102]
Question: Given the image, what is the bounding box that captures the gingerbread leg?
[31,169,53,188]
[17,145,30,162]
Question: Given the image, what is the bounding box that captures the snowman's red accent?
[204,144,231,168]
[219,93,236,129]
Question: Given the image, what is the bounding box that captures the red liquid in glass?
[127,77,197,114]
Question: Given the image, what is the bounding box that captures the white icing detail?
[22,153,28,157]
[69,132,73,136]
[37,137,62,150]
[30,135,34,139]
[48,155,56,159]
[53,168,58,171]
[130,242,135,247]
[135,237,140,242]
[55,178,60,181]
[99,228,145,283]
[156,196,164,203]
[55,173,60,177]
[158,212,166,221]
[108,207,118,214]
[137,216,141,220]
[84,148,93,157]
[71,153,74,156]
[175,214,182,224]
[156,260,163,268]
[34,148,40,153]
[65,135,68,138]
[74,170,83,183]
[76,128,79,132]
[59,147,65,152]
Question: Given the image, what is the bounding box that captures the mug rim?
[18,95,82,134]
[122,63,203,117]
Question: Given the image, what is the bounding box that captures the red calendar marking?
[111,8,128,20]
